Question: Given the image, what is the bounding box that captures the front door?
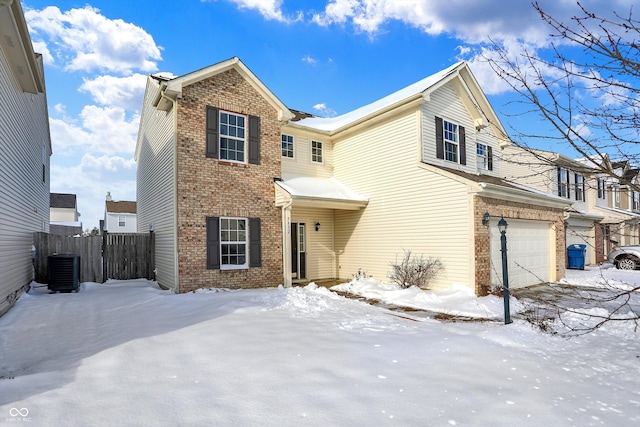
[291,223,306,279]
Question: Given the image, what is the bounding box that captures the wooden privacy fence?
[33,232,155,284]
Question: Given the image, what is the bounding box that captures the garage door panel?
[490,219,551,289]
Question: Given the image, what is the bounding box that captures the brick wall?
[474,196,566,296]
[175,69,283,292]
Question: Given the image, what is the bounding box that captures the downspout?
[281,198,293,288]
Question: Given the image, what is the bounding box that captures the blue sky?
[20,0,635,229]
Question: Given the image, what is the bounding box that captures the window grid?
[220,218,247,268]
[476,143,488,170]
[443,120,458,163]
[118,216,126,227]
[597,178,605,199]
[634,191,640,211]
[282,134,294,158]
[558,168,569,198]
[574,174,585,201]
[220,112,246,162]
[311,140,323,163]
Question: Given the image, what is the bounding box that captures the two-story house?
[0,0,51,316]
[136,57,571,296]
[500,148,606,265]
[49,192,83,236]
[103,192,137,233]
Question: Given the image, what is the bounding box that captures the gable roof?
[50,193,76,209]
[290,62,508,144]
[0,0,44,94]
[106,201,137,214]
[154,57,294,121]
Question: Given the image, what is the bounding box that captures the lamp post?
[497,216,512,325]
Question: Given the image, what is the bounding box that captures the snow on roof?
[277,174,368,202]
[295,62,464,132]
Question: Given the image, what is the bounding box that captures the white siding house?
[104,194,138,233]
[0,0,51,316]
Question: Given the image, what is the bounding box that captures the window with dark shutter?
[435,116,444,160]
[206,106,219,159]
[459,126,466,165]
[249,217,262,267]
[487,146,493,171]
[248,115,260,165]
[206,216,220,269]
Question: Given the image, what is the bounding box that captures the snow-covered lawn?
[1,267,639,426]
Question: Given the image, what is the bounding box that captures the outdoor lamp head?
[497,216,508,234]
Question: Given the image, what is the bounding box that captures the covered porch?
[275,175,368,287]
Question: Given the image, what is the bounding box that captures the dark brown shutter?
[435,116,444,160]
[459,126,466,165]
[248,115,260,165]
[206,106,219,158]
[206,217,220,269]
[487,146,493,171]
[249,217,261,267]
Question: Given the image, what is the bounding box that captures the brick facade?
[474,196,566,296]
[175,69,283,292]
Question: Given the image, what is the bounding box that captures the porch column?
[282,202,292,287]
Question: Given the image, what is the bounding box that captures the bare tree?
[485,1,640,188]
[481,2,640,332]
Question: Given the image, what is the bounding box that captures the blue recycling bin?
[567,244,587,270]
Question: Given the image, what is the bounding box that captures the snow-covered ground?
[1,267,639,426]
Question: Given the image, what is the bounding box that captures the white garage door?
[490,219,551,289]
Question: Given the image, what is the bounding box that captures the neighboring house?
[0,0,51,316]
[103,192,137,233]
[136,57,571,295]
[49,193,82,236]
[501,148,605,265]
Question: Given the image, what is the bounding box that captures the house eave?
[478,182,573,210]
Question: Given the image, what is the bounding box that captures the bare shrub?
[388,250,443,289]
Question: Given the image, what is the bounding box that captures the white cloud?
[79,74,147,110]
[313,103,337,118]
[302,55,317,65]
[25,6,162,74]
[50,105,139,156]
[220,0,301,23]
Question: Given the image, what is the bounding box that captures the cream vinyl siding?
[422,83,500,177]
[333,107,473,289]
[291,207,336,279]
[0,48,50,316]
[136,77,178,291]
[280,129,333,178]
[500,147,555,194]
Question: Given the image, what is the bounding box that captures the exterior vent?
[47,254,80,293]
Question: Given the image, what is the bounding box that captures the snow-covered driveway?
[1,268,639,426]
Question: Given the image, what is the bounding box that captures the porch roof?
[275,175,368,210]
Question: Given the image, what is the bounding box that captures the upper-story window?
[219,112,246,162]
[574,174,585,201]
[476,143,493,172]
[557,167,570,198]
[118,215,126,227]
[435,117,466,166]
[443,121,458,163]
[613,186,620,208]
[597,178,606,199]
[282,134,294,158]
[633,191,640,211]
[311,140,323,163]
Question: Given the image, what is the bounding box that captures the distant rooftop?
[50,193,76,209]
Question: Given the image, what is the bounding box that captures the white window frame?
[220,217,248,270]
[118,215,126,227]
[311,140,323,164]
[443,120,458,163]
[558,167,570,198]
[281,134,294,159]
[613,186,620,208]
[476,143,488,171]
[574,174,585,202]
[219,111,246,163]
[633,191,640,211]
